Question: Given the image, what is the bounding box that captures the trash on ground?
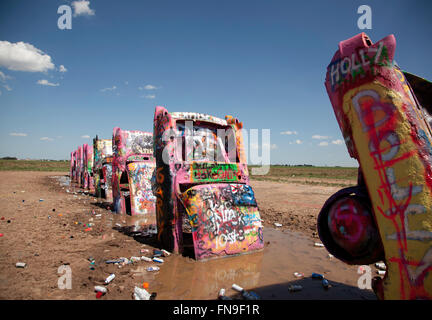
[16,262,26,268]
[105,273,115,284]
[274,223,282,227]
[232,283,260,300]
[322,279,330,290]
[314,242,324,247]
[147,266,160,272]
[161,249,170,257]
[141,256,152,262]
[293,272,304,278]
[377,270,386,275]
[94,286,107,294]
[288,285,303,292]
[375,262,387,270]
[218,288,232,300]
[153,257,164,263]
[134,286,151,300]
[312,273,324,279]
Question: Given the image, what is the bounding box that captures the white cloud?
[144,94,156,99]
[81,135,90,138]
[72,0,95,17]
[280,130,298,135]
[40,137,54,141]
[331,139,344,145]
[3,84,11,91]
[100,86,116,92]
[270,144,278,150]
[312,135,330,140]
[9,132,27,137]
[59,65,67,72]
[139,84,158,90]
[292,139,302,144]
[0,41,55,72]
[37,79,59,86]
[318,141,329,146]
[0,71,12,81]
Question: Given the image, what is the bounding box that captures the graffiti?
[127,162,156,215]
[171,112,227,126]
[191,163,240,182]
[112,127,156,219]
[324,32,432,299]
[180,184,263,260]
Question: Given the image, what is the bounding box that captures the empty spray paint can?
[105,273,115,284]
[153,257,164,263]
[141,256,152,262]
[312,273,324,279]
[232,283,260,300]
[218,288,233,300]
[94,286,107,294]
[322,279,330,290]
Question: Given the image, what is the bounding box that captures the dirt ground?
[0,171,379,300]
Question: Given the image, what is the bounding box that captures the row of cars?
[69,106,264,262]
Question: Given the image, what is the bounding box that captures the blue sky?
[0,0,431,166]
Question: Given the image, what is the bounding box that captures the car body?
[70,150,77,183]
[320,32,432,299]
[152,106,263,261]
[111,127,156,224]
[82,143,94,191]
[93,136,113,202]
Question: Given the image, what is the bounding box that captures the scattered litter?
[146,266,160,272]
[328,254,334,259]
[232,283,260,300]
[94,286,107,294]
[39,199,44,202]
[96,291,104,299]
[95,214,101,218]
[161,249,170,257]
[312,273,325,279]
[141,256,152,262]
[84,227,92,232]
[314,242,324,247]
[130,256,141,263]
[153,250,163,257]
[115,223,122,227]
[293,272,304,278]
[140,249,150,254]
[377,270,386,275]
[322,279,330,290]
[16,262,26,268]
[105,259,124,264]
[375,262,387,270]
[218,288,232,300]
[288,285,303,292]
[134,286,151,300]
[274,223,282,227]
[105,274,115,284]
[153,257,164,263]
[0,233,3,237]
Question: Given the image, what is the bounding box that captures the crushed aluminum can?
[312,273,325,279]
[16,262,26,268]
[314,242,324,247]
[293,272,304,278]
[274,223,282,227]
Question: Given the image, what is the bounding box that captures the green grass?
[0,160,70,172]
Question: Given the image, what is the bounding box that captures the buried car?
[93,136,114,202]
[112,127,156,229]
[82,143,94,192]
[320,32,432,299]
[152,106,263,261]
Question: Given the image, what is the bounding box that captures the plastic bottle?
[134,286,151,300]
[232,284,260,300]
[218,288,233,300]
[141,256,153,262]
[153,257,164,263]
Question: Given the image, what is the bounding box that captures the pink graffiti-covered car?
[82,143,94,191]
[152,106,263,260]
[319,32,432,299]
[93,136,113,201]
[112,127,156,223]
